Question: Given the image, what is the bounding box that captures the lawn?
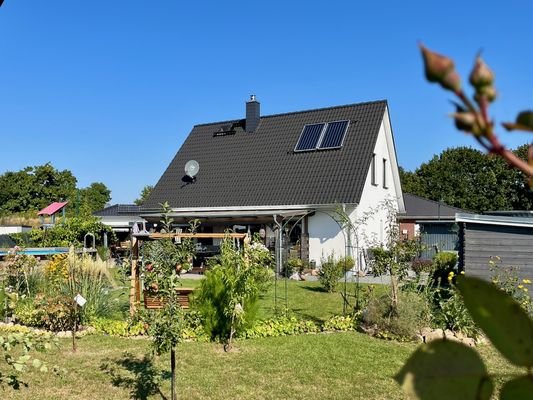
[1,276,518,399]
[0,331,514,400]
[182,278,388,323]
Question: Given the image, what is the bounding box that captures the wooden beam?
[129,236,139,316]
[148,232,248,239]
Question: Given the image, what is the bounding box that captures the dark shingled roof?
[145,100,388,209]
[93,204,142,217]
[401,193,466,220]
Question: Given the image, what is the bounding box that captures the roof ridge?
[193,99,388,128]
[404,192,465,211]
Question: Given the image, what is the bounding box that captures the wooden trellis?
[129,232,248,315]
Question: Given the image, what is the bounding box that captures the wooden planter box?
[143,288,194,310]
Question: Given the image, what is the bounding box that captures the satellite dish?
[184,160,200,178]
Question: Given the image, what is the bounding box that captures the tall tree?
[134,185,154,205]
[0,163,77,215]
[400,146,533,212]
[78,182,111,215]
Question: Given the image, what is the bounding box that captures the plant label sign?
[74,294,87,307]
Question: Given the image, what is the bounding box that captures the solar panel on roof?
[319,120,349,149]
[294,123,325,151]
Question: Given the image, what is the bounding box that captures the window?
[383,158,388,188]
[371,153,377,185]
[294,120,350,152]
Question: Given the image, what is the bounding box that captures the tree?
[0,163,77,215]
[134,185,154,206]
[400,146,532,212]
[77,182,111,215]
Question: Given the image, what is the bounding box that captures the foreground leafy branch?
[419,44,533,184]
[0,331,59,389]
[396,45,533,399]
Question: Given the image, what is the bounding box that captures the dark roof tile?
[145,100,388,208]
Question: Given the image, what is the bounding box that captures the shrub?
[433,287,479,338]
[283,257,304,277]
[336,256,355,272]
[241,316,319,339]
[411,259,434,276]
[431,252,458,286]
[195,265,260,341]
[43,254,69,289]
[14,294,76,332]
[64,251,116,323]
[90,317,146,337]
[318,254,344,292]
[363,291,431,340]
[322,315,356,332]
[195,237,273,344]
[489,259,533,314]
[2,250,39,295]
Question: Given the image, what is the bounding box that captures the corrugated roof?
[400,193,465,220]
[37,201,68,216]
[145,100,388,209]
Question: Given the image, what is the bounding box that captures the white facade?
[308,108,404,267]
[0,225,32,235]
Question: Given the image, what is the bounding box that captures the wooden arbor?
[129,232,248,315]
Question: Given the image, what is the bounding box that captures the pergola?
[129,231,248,314]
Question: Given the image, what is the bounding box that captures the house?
[93,204,147,238]
[456,211,533,283]
[141,96,405,270]
[399,193,466,259]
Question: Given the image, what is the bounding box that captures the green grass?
[256,279,388,322]
[0,276,518,399]
[0,332,515,400]
[108,277,388,324]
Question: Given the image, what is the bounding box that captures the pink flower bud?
[469,56,494,88]
[440,70,461,93]
[420,45,456,85]
[450,112,480,134]
[474,85,497,103]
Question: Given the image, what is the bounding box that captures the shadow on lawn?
[300,285,328,293]
[101,352,169,400]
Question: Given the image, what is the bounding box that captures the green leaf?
[502,110,533,132]
[13,363,25,372]
[500,376,533,400]
[17,355,31,363]
[395,339,492,400]
[32,359,42,369]
[457,276,533,367]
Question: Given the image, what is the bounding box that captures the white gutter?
[456,213,533,228]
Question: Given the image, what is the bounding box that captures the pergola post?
[129,236,140,316]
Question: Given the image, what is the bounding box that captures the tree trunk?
[171,346,176,400]
[390,274,399,316]
[225,312,236,352]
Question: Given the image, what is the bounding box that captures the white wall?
[308,211,347,266]
[307,109,404,268]
[0,226,32,235]
[355,109,403,251]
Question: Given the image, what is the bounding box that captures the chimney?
[246,94,260,133]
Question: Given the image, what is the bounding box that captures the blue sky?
[1,1,532,204]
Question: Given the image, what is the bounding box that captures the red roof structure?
[37,201,69,216]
